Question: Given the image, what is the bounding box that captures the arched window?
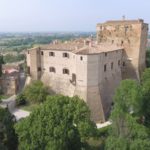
[49,67,56,73]
[63,53,69,58]
[80,56,83,60]
[63,68,69,75]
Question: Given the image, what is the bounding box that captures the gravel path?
[0,95,30,121]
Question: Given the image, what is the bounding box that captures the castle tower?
[96,19,148,80]
[26,47,42,80]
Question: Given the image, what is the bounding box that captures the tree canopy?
[0,107,18,150]
[15,95,97,150]
[23,80,49,103]
[105,80,150,150]
[141,68,150,127]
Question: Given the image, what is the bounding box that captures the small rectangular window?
[104,64,107,72]
[49,67,55,73]
[41,51,44,55]
[105,53,107,57]
[49,52,55,56]
[63,53,69,58]
[38,67,41,71]
[123,61,126,67]
[63,69,69,74]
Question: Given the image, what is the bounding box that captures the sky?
[0,0,149,32]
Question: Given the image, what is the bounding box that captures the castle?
[26,19,148,122]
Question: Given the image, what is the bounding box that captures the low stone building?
[26,19,148,123]
[0,68,20,96]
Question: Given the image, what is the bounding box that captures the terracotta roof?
[73,43,123,54]
[29,39,123,55]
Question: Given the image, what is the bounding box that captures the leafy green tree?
[105,80,150,150]
[141,68,150,83]
[3,54,25,63]
[0,107,18,150]
[24,80,48,103]
[15,95,97,150]
[141,68,150,127]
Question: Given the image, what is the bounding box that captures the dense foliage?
[23,80,49,103]
[15,95,97,150]
[105,79,150,150]
[0,33,95,53]
[16,92,27,106]
[141,68,150,127]
[0,107,18,150]
[3,54,25,63]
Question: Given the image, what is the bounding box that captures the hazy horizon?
[0,0,149,32]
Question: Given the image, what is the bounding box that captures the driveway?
[0,95,30,121]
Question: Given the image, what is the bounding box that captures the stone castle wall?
[26,19,148,123]
[97,20,148,80]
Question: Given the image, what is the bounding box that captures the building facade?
[26,19,148,123]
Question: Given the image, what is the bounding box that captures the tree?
[0,107,18,150]
[15,95,97,150]
[141,68,150,83]
[24,80,48,103]
[141,68,150,127]
[105,80,150,150]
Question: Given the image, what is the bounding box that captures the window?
[63,53,69,58]
[49,67,55,73]
[121,41,124,46]
[104,64,107,72]
[118,60,120,66]
[27,51,29,54]
[112,40,114,44]
[72,73,76,81]
[80,56,83,60]
[49,52,55,56]
[111,62,113,70]
[41,51,44,55]
[37,67,41,71]
[105,53,107,57]
[27,67,30,75]
[63,68,69,75]
[123,61,126,67]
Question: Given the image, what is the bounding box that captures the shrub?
[16,93,26,106]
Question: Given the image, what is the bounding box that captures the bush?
[24,80,49,103]
[16,93,26,106]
